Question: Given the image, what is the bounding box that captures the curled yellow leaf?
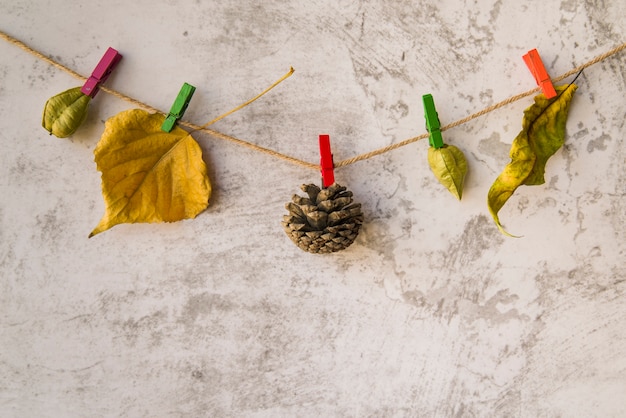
[428,144,468,200]
[42,87,91,138]
[487,84,577,236]
[90,109,211,237]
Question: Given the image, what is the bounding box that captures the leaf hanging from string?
[89,109,211,237]
[89,67,293,237]
[487,84,577,236]
[42,87,91,138]
[428,144,468,200]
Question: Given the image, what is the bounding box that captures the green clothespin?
[422,94,444,149]
[161,82,196,132]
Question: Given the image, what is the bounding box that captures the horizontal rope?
[1,29,625,171]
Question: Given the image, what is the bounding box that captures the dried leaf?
[487,84,577,236]
[428,144,468,200]
[89,109,211,237]
[42,87,91,138]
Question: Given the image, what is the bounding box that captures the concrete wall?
[1,1,625,416]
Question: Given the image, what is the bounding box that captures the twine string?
[1,30,625,171]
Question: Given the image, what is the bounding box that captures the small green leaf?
[487,84,577,236]
[428,144,468,200]
[42,87,91,138]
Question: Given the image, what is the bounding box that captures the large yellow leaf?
[487,84,577,236]
[89,109,211,237]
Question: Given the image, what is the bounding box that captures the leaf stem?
[197,67,295,130]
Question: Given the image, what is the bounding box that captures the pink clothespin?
[319,134,335,188]
[80,47,123,98]
[523,49,556,99]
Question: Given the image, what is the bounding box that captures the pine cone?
[282,183,364,253]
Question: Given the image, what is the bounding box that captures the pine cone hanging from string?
[282,183,364,253]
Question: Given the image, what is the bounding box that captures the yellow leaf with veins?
[487,84,577,236]
[89,109,211,237]
[428,144,468,200]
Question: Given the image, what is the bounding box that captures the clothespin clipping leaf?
[42,87,91,138]
[423,94,468,200]
[88,67,294,236]
[428,144,468,200]
[89,109,211,237]
[487,83,577,236]
[42,47,122,138]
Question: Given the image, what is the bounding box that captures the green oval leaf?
[42,87,91,138]
[428,144,468,200]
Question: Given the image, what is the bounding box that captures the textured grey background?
[1,1,625,416]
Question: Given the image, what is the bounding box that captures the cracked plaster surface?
[1,0,625,416]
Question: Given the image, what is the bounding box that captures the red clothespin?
[523,49,556,99]
[319,134,335,188]
[81,47,123,98]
